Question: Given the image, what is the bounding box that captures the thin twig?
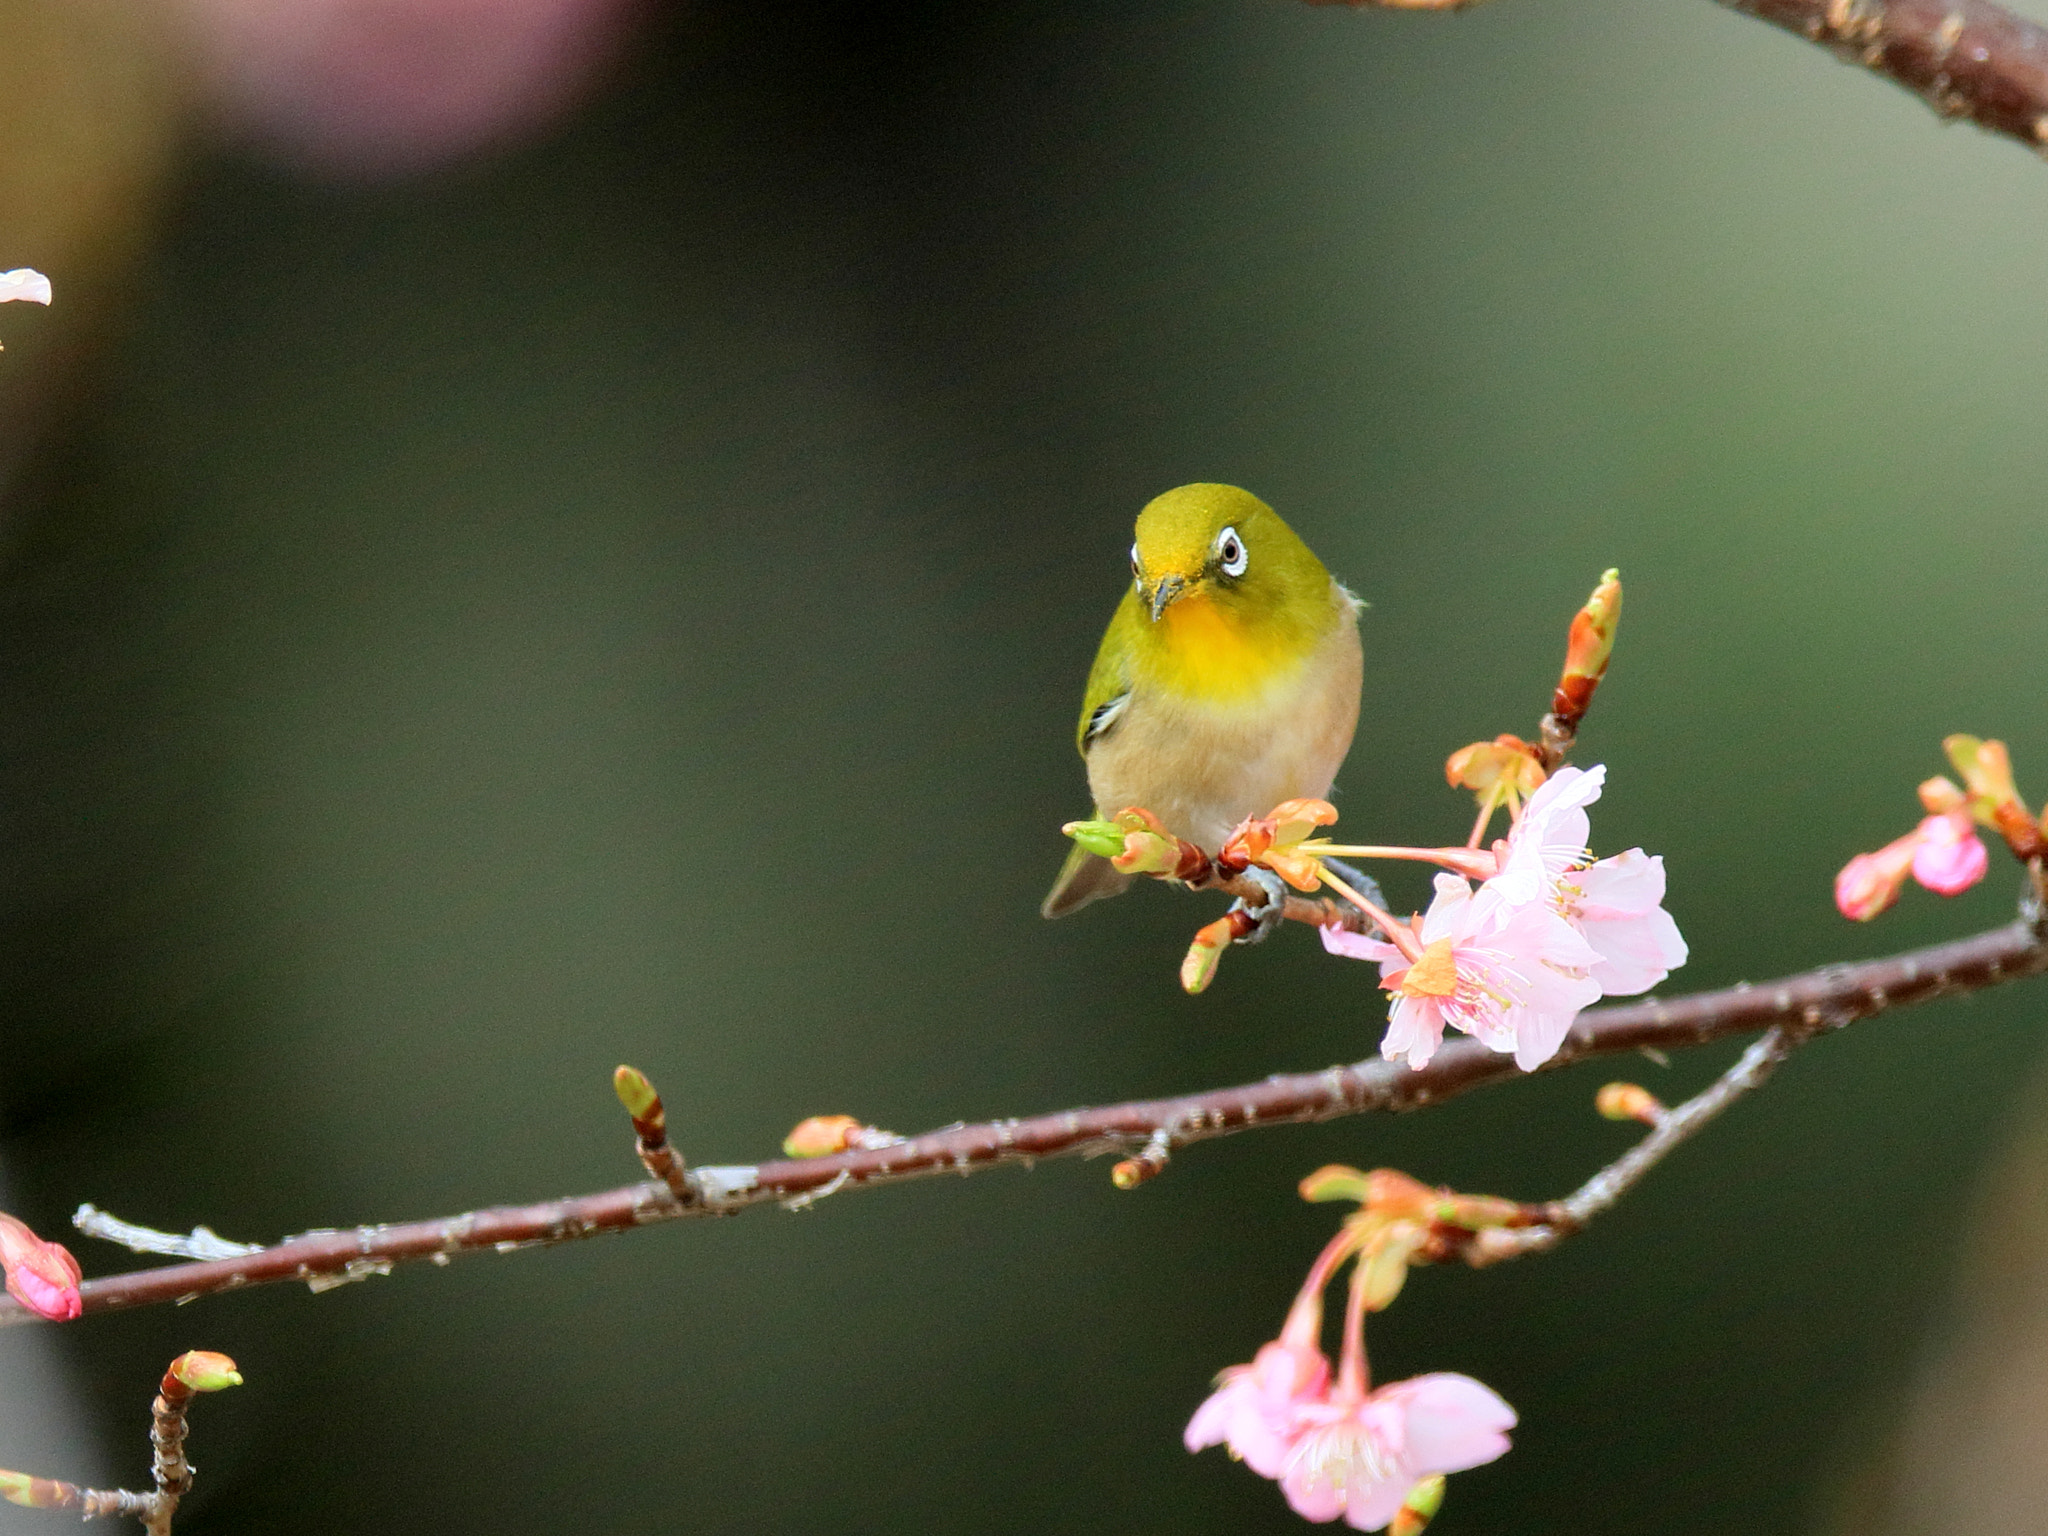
[1467,1025,1802,1262]
[0,1353,239,1531]
[1306,0,2048,163]
[2,915,2039,1327]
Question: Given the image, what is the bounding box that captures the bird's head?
[1129,484,1333,637]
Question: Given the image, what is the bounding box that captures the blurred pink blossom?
[1184,1338,1331,1479]
[1836,811,1989,920]
[0,1214,82,1322]
[0,270,51,305]
[1910,811,1989,896]
[169,0,644,175]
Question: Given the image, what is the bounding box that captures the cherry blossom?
[0,1213,82,1321]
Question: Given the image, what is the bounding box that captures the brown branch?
[0,1353,239,1531]
[1311,0,2048,162]
[1722,0,2048,156]
[1464,1024,1802,1263]
[3,914,2039,1327]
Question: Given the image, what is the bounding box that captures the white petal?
[0,269,51,305]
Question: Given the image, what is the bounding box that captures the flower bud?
[168,1351,243,1392]
[1910,813,1989,896]
[1945,735,2021,815]
[1596,1082,1665,1125]
[1562,569,1622,683]
[612,1065,663,1129]
[783,1115,862,1158]
[0,1214,81,1322]
[1835,844,1912,922]
[1390,1475,1447,1536]
[1180,915,1236,994]
[0,1471,73,1510]
[1060,819,1127,859]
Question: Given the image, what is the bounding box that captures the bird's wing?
[1075,589,1140,755]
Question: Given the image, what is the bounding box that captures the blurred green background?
[3,0,2048,1530]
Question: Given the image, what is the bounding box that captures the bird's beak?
[1146,573,1188,622]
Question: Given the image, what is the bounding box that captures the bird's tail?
[1040,840,1133,919]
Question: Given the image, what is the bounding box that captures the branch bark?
[6,914,2041,1328]
[1721,0,2048,156]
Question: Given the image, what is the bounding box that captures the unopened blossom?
[1910,811,1988,895]
[0,1214,81,1321]
[1324,873,1601,1071]
[0,270,50,305]
[1836,811,1989,920]
[1279,1373,1516,1530]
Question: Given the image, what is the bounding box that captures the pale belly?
[1085,618,1362,851]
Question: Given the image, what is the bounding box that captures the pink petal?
[1184,1380,1243,1454]
[1910,814,1989,896]
[1572,849,1666,918]
[1321,925,1402,967]
[6,1267,80,1321]
[1380,996,1446,1071]
[1582,905,1687,995]
[1387,1374,1516,1475]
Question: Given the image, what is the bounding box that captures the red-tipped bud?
[1111,1156,1161,1190]
[612,1065,664,1132]
[1835,841,1914,921]
[168,1351,243,1393]
[0,1214,81,1322]
[1596,1082,1665,1125]
[1181,914,1243,993]
[1390,1475,1447,1536]
[783,1115,862,1158]
[1562,569,1622,683]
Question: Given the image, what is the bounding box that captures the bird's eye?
[1216,526,1247,578]
[1130,543,1142,580]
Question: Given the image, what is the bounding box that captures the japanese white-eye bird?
[1042,483,1363,920]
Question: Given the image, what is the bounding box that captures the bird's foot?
[1227,865,1290,945]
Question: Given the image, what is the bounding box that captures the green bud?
[612,1066,663,1128]
[169,1351,243,1392]
[1061,820,1127,859]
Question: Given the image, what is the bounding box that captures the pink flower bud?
[1835,840,1914,921]
[1910,812,1989,896]
[0,1215,82,1322]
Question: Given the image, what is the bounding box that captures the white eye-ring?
[1130,542,1143,589]
[1216,526,1247,578]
